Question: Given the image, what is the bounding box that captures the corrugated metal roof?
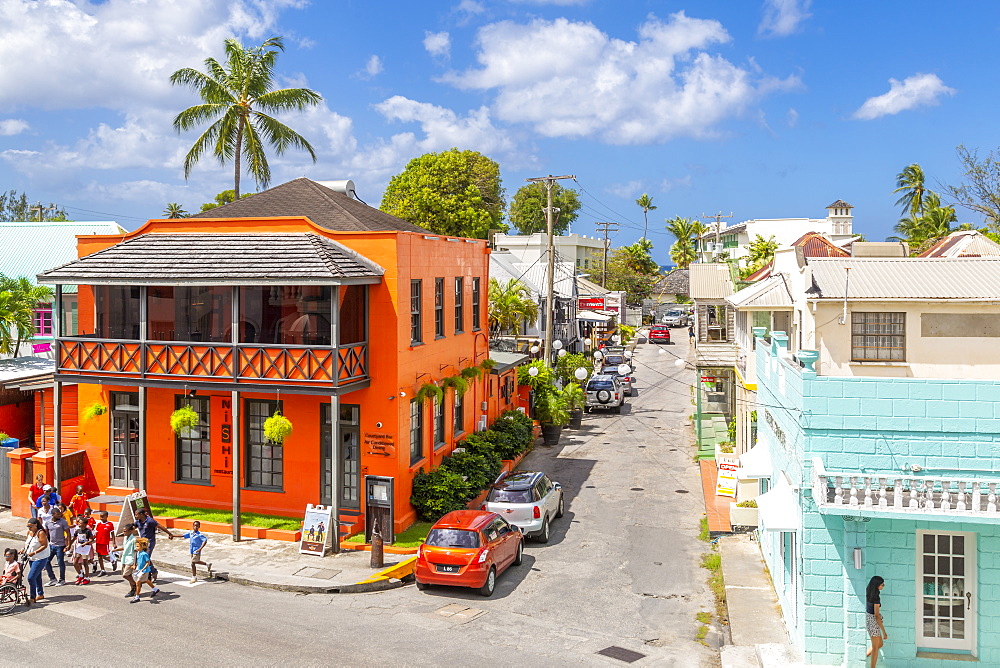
[918,230,1000,258]
[806,257,1000,300]
[689,263,734,299]
[727,274,792,309]
[0,221,124,292]
[789,231,850,258]
[513,261,577,299]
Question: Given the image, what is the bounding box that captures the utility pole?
[595,221,619,288]
[30,203,57,222]
[526,174,575,366]
[701,211,733,261]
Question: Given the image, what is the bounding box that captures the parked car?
[585,374,625,413]
[662,310,688,327]
[601,364,635,395]
[599,351,627,367]
[648,325,672,344]
[415,510,524,596]
[484,471,564,543]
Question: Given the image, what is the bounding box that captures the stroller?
[0,554,30,614]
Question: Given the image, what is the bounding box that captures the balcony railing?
[812,457,1000,518]
[57,338,368,387]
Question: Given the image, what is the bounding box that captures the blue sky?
[1,0,998,264]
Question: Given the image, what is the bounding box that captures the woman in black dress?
[866,575,887,667]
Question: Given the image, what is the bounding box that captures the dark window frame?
[434,278,445,339]
[409,399,424,465]
[453,389,464,436]
[245,398,283,491]
[410,280,422,344]
[434,396,446,449]
[851,311,906,362]
[471,277,481,331]
[174,394,212,483]
[454,277,464,334]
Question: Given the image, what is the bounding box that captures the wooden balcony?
[812,457,1000,522]
[56,338,368,389]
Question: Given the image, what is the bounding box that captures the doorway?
[321,403,360,509]
[110,392,140,488]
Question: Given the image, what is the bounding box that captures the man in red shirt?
[94,510,117,577]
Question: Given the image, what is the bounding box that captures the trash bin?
[0,438,18,449]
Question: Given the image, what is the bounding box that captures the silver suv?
[585,374,625,413]
[484,471,564,543]
[662,310,688,327]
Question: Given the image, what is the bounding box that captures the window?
[149,286,233,342]
[410,280,422,344]
[434,278,445,338]
[471,277,481,331]
[175,395,211,482]
[94,286,141,339]
[239,286,330,345]
[339,285,366,345]
[454,277,464,333]
[454,389,464,435]
[433,397,445,449]
[246,399,282,490]
[852,312,905,361]
[409,400,424,464]
[32,304,53,337]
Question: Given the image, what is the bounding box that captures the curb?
[0,528,407,595]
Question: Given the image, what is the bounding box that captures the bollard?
[370,520,384,569]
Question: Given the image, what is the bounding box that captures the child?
[37,496,54,525]
[1,548,20,584]
[94,510,116,576]
[182,521,212,584]
[82,507,96,530]
[131,537,160,602]
[71,516,95,585]
[69,485,89,522]
[56,502,70,524]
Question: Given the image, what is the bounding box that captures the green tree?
[381,148,506,239]
[0,190,68,222]
[740,234,778,278]
[944,145,1000,231]
[488,278,539,343]
[171,36,322,198]
[591,244,661,303]
[508,182,580,235]
[163,203,188,218]
[892,163,932,220]
[0,275,53,355]
[664,216,706,269]
[888,193,960,250]
[635,193,657,239]
[199,189,256,212]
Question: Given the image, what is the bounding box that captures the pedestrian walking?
[69,485,89,522]
[117,523,138,597]
[866,575,888,667]
[37,495,54,526]
[34,485,60,512]
[134,508,176,583]
[70,516,95,585]
[28,474,46,519]
[43,508,71,587]
[1,548,21,584]
[130,538,160,603]
[94,511,116,576]
[688,324,695,345]
[183,521,212,583]
[23,517,51,605]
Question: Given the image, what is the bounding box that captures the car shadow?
[416,551,538,601]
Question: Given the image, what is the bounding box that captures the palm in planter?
[560,382,586,428]
[534,390,570,445]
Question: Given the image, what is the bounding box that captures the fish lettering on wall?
[364,432,395,456]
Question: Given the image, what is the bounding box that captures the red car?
[415,510,524,596]
[648,325,671,344]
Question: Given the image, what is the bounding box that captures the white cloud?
[0,119,29,135]
[441,13,797,144]
[361,55,383,79]
[455,0,485,16]
[605,180,645,199]
[374,95,514,155]
[758,0,812,37]
[853,73,956,120]
[786,108,799,127]
[424,31,452,59]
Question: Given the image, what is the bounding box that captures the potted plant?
[415,382,443,405]
[263,411,293,444]
[169,405,199,436]
[534,389,570,445]
[440,375,469,396]
[561,382,586,428]
[729,498,759,527]
[83,402,108,421]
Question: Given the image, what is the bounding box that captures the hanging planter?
[169,405,199,435]
[460,365,482,380]
[415,382,443,405]
[441,375,469,395]
[83,402,108,421]
[480,358,497,371]
[264,411,293,444]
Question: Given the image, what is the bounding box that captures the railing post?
[863,477,873,508]
[848,476,859,506]
[941,480,952,511]
[878,477,887,509]
[972,482,982,512]
[834,476,844,505]
[908,479,920,509]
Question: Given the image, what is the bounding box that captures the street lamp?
[584,338,592,347]
[617,363,631,375]
[552,340,563,350]
[558,349,567,357]
[528,366,540,377]
[623,350,633,359]
[593,350,604,361]
[674,358,686,368]
[574,367,588,380]
[530,345,540,355]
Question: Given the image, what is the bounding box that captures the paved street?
[0,331,718,667]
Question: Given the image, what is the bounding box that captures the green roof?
[0,221,124,294]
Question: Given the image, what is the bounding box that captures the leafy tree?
[0,190,68,222]
[171,36,322,198]
[740,235,778,278]
[508,182,580,235]
[163,203,189,218]
[0,275,53,355]
[620,238,659,275]
[590,244,661,303]
[199,189,256,212]
[892,163,933,220]
[664,216,706,269]
[635,193,656,239]
[488,278,538,342]
[381,148,506,239]
[888,193,960,250]
[944,145,1000,231]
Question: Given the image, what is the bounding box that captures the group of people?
[7,475,214,606]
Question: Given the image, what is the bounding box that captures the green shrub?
[410,468,473,522]
[736,499,757,508]
[440,449,501,492]
[488,410,534,456]
[460,432,504,471]
[555,352,589,384]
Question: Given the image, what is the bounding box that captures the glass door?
[110,392,140,487]
[917,530,976,653]
[320,403,360,509]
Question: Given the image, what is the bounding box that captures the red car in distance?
[414,510,524,597]
[648,325,671,344]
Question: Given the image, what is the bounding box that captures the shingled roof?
[826,199,853,209]
[191,178,427,233]
[37,233,385,285]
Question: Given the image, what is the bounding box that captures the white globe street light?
[593,350,604,361]
[617,363,631,375]
[658,349,666,355]
[584,338,592,346]
[558,349,567,357]
[552,340,563,350]
[528,366,539,377]
[574,367,588,380]
[611,334,621,343]
[624,350,633,359]
[530,345,539,354]
[674,358,686,368]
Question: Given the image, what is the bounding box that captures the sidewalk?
[0,509,407,594]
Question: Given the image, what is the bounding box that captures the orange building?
[15,179,522,539]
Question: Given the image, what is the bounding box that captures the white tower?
[826,199,854,236]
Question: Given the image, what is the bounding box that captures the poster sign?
[116,490,153,532]
[299,504,335,556]
[578,297,605,310]
[716,457,739,498]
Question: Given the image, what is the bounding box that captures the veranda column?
[53,285,62,487]
[138,286,148,490]
[330,284,341,553]
[231,389,241,541]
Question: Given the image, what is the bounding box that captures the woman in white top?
[23,518,51,604]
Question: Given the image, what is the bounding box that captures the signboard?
[116,490,153,532]
[212,396,233,477]
[363,431,395,457]
[299,504,335,556]
[716,457,739,498]
[578,297,605,310]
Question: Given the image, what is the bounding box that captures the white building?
[493,232,606,272]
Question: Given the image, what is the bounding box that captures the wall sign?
[578,297,605,310]
[364,431,395,456]
[212,396,233,476]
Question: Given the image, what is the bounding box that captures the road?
[0,330,718,666]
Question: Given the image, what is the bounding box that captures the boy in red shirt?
[69,485,89,521]
[94,510,116,577]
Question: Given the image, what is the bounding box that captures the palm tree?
[622,238,658,274]
[171,36,323,198]
[664,216,707,268]
[635,193,657,239]
[163,203,188,218]
[0,275,52,355]
[488,278,539,344]
[892,163,933,220]
[669,239,697,269]
[889,193,960,250]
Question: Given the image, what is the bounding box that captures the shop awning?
[577,310,612,322]
[755,474,801,532]
[737,442,773,479]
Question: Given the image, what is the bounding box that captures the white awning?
[577,310,612,322]
[737,442,773,479]
[756,474,801,532]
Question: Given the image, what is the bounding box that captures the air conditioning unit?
[477,416,488,432]
[705,242,715,252]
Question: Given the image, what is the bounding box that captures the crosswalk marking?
[46,601,108,621]
[0,616,53,641]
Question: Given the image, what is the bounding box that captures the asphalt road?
[0,330,718,667]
